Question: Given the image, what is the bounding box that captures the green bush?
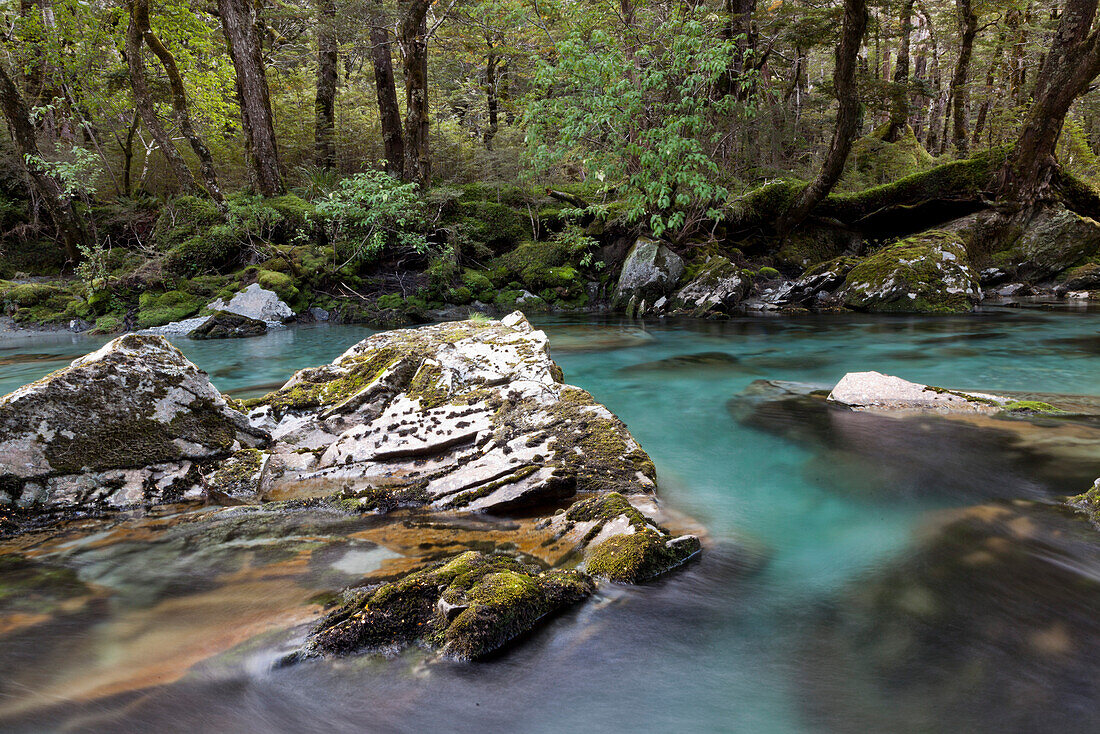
[163,224,244,276]
[315,171,428,267]
[153,195,223,251]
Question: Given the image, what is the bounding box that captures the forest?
[1,0,1100,328]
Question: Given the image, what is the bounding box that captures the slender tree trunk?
[972,26,1006,146]
[0,62,85,260]
[720,0,757,99]
[950,0,978,156]
[1000,0,1100,202]
[484,40,498,151]
[370,17,404,176]
[125,1,198,193]
[399,0,431,188]
[883,0,915,141]
[776,0,868,237]
[131,0,223,203]
[217,0,284,195]
[314,0,337,169]
[122,110,139,197]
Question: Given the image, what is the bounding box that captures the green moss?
[758,266,780,279]
[1068,480,1100,523]
[839,126,935,191]
[136,290,205,328]
[152,195,223,251]
[163,223,244,276]
[304,550,594,660]
[405,361,449,409]
[207,448,265,499]
[256,269,300,304]
[1000,400,1064,415]
[585,529,700,583]
[92,314,124,334]
[6,282,61,306]
[7,283,76,325]
[492,239,587,296]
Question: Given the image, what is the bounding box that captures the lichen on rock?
[0,333,269,510]
[251,312,657,514]
[839,231,980,313]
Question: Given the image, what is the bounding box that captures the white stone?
[827,370,1008,414]
[208,283,294,323]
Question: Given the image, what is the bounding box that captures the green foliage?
[525,6,744,240]
[24,146,102,198]
[315,171,429,267]
[153,196,224,251]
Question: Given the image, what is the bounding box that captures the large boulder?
[828,371,1008,414]
[839,231,980,313]
[208,283,294,323]
[997,205,1100,281]
[668,256,749,317]
[248,312,660,513]
[0,334,269,510]
[612,236,685,314]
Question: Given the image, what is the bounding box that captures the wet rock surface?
[189,311,268,339]
[208,283,294,324]
[613,237,685,315]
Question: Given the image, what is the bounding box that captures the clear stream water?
[3,307,1100,733]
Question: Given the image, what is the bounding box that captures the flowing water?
[3,307,1100,733]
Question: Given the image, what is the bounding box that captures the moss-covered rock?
[205,448,269,502]
[1069,478,1100,524]
[612,236,685,312]
[301,550,594,660]
[0,334,270,510]
[840,126,935,191]
[188,310,268,339]
[255,269,300,305]
[840,231,980,313]
[668,256,749,317]
[136,290,205,329]
[994,205,1100,281]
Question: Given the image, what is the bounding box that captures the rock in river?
[828,370,1009,414]
[612,236,685,315]
[188,310,268,339]
[249,311,659,513]
[0,334,269,511]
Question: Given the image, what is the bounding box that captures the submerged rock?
[620,351,742,374]
[299,550,595,660]
[208,283,294,324]
[0,334,269,510]
[839,231,981,313]
[188,311,268,339]
[828,370,1008,414]
[802,501,1100,733]
[613,237,685,315]
[250,312,659,514]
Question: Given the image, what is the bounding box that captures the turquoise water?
[3,308,1100,732]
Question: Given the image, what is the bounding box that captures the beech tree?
[217,0,284,195]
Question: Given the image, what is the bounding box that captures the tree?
[370,9,404,176]
[399,0,432,187]
[127,0,224,203]
[315,0,338,169]
[776,0,869,237]
[883,0,916,141]
[999,0,1100,202]
[0,61,85,260]
[217,0,284,195]
[949,0,978,156]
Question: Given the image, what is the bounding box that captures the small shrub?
[314,171,429,267]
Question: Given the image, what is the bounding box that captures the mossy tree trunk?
[370,14,404,177]
[217,0,284,196]
[400,0,431,188]
[484,39,498,151]
[0,61,85,261]
[314,0,338,169]
[999,0,1100,203]
[776,0,868,238]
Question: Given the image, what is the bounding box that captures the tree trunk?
[125,0,198,194]
[370,17,404,176]
[883,0,915,141]
[719,0,757,99]
[399,0,431,188]
[122,110,139,197]
[131,0,223,203]
[972,25,1006,146]
[217,0,284,195]
[314,0,337,169]
[484,40,498,151]
[776,0,868,237]
[950,0,978,156]
[0,61,85,260]
[1000,0,1100,202]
